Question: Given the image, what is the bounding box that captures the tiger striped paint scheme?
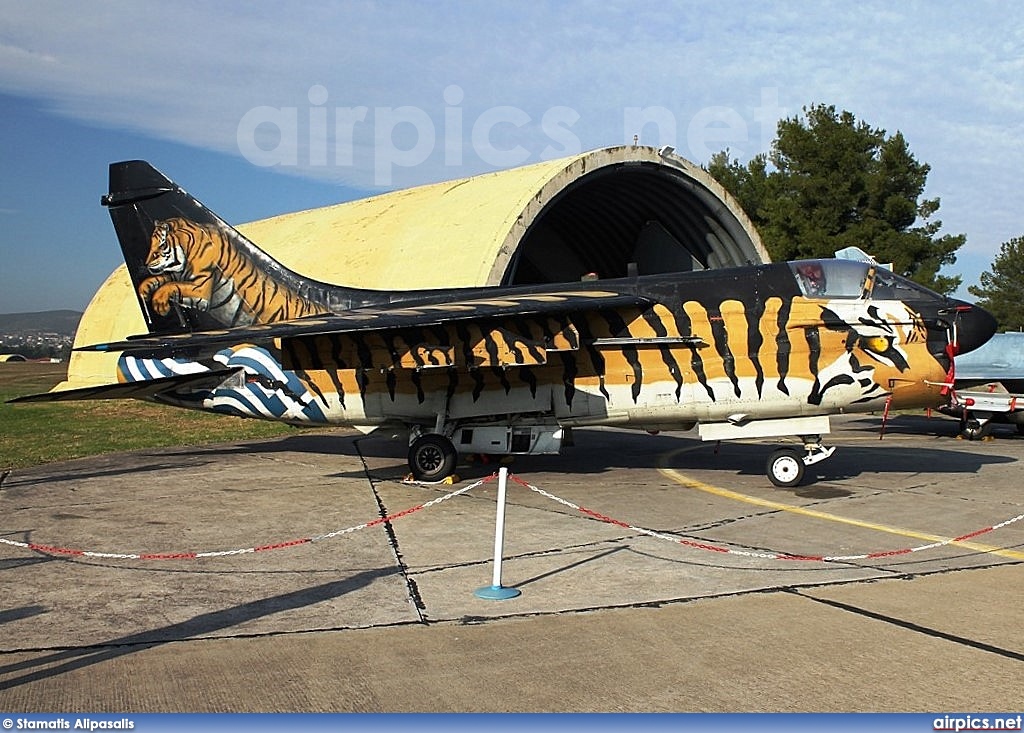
[113,288,947,433]
[138,217,330,327]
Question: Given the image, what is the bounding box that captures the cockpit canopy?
[788,259,944,302]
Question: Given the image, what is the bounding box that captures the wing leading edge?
[78,289,653,357]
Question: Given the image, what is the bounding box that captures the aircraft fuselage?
[118,260,961,440]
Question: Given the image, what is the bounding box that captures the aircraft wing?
[77,289,653,357]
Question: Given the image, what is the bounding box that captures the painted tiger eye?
[861,335,890,353]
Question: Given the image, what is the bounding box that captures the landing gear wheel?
[961,419,990,441]
[408,433,457,482]
[767,448,805,488]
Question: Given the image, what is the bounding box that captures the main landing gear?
[405,420,564,482]
[765,435,835,488]
[958,414,994,441]
[408,433,458,483]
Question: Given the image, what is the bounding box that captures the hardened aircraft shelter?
[65,145,767,388]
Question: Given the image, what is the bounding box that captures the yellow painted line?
[657,448,1024,561]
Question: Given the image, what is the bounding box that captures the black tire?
[961,420,990,441]
[408,434,457,482]
[766,448,805,488]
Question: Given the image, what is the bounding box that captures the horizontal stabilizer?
[6,368,242,404]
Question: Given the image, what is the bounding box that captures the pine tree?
[707,104,964,295]
[968,236,1024,331]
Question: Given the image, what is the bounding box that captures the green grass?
[1,362,298,470]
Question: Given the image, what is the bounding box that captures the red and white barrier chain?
[0,474,495,561]
[510,475,1024,562]
[1,471,1020,563]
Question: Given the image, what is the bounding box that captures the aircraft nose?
[949,299,998,354]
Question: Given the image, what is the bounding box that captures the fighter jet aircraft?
[10,161,998,487]
[937,331,1024,438]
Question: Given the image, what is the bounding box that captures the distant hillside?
[0,310,83,335]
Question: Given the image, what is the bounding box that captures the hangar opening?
[468,146,767,288]
[505,160,757,285]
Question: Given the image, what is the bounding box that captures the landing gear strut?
[766,435,835,488]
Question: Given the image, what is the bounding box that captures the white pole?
[474,466,520,599]
[491,466,509,588]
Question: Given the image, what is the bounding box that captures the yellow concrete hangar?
[65,145,766,388]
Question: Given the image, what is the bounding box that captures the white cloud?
[1,0,1023,287]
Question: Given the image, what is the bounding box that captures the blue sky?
[1,0,1022,314]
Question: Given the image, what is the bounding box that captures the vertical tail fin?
[102,160,377,334]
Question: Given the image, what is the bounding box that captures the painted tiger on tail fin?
[138,217,329,327]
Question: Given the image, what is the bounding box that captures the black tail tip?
[102,160,175,208]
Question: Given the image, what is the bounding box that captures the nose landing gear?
[766,435,835,488]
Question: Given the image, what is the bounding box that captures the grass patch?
[1,362,299,470]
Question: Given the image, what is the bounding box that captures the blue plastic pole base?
[474,584,522,600]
